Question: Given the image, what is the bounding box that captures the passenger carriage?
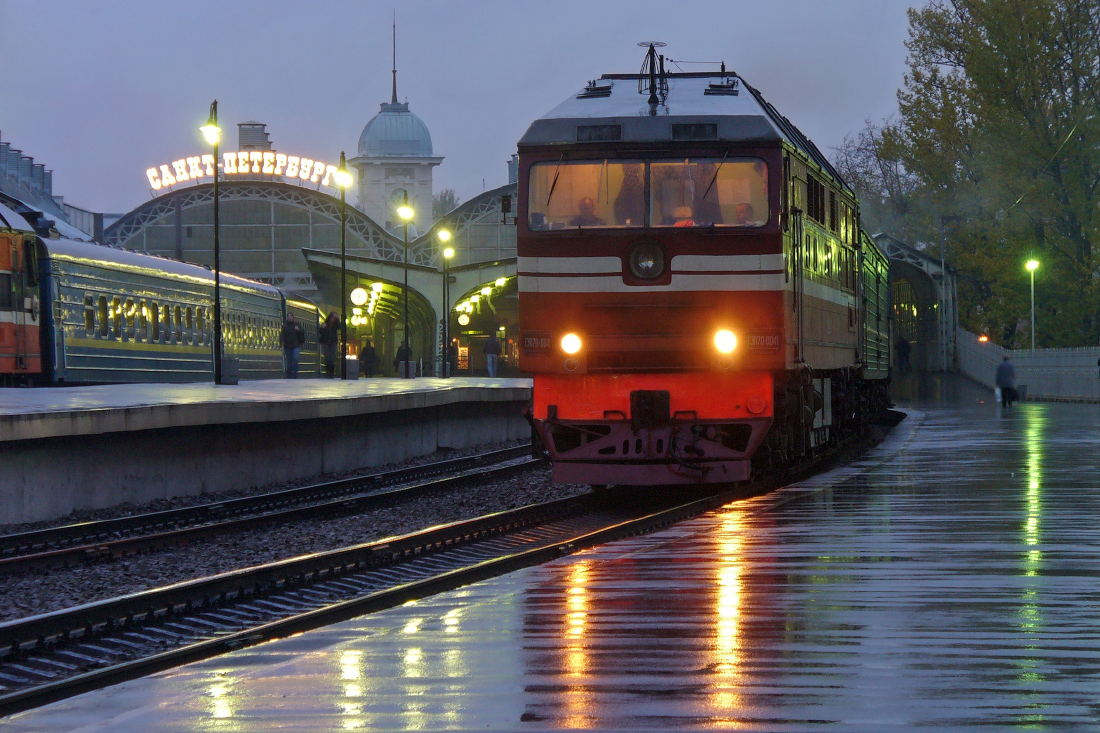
[1,211,322,385]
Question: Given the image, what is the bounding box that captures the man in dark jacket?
[318,312,339,378]
[483,332,502,377]
[281,314,305,379]
[995,354,1017,407]
[394,343,412,377]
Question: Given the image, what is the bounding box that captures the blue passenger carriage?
[37,238,313,384]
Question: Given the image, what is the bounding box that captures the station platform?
[12,374,1100,730]
[0,378,532,525]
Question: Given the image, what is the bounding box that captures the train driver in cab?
[672,205,694,227]
[569,197,606,227]
[735,202,762,227]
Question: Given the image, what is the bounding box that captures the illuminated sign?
[146,152,348,191]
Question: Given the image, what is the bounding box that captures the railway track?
[0,482,758,716]
[0,445,535,575]
[0,421,901,716]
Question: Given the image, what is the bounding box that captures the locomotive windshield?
[651,158,768,228]
[528,160,645,230]
[528,157,768,230]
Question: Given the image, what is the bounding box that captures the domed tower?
[349,47,443,234]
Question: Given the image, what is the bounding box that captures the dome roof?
[358,101,434,157]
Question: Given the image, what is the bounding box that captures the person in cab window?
[569,197,606,227]
[735,203,760,226]
[672,205,695,227]
[281,313,304,379]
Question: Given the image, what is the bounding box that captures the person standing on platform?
[996,354,1017,407]
[394,342,412,376]
[281,313,304,379]
[484,331,502,378]
[362,340,377,378]
[895,335,911,373]
[318,312,339,379]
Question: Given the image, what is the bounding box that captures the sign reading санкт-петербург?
[146,152,346,191]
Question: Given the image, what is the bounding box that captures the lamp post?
[1026,259,1040,350]
[438,230,453,379]
[200,102,222,385]
[396,195,414,378]
[334,153,353,378]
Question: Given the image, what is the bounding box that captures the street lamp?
[200,101,223,384]
[438,229,453,378]
[397,196,414,378]
[335,152,353,378]
[1026,259,1040,350]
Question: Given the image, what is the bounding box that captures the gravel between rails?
[0,438,531,537]
[0,463,587,623]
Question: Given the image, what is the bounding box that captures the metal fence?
[957,329,1100,402]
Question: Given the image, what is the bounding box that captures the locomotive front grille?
[587,350,710,372]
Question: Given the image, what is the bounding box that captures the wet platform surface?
[10,375,1100,731]
[0,377,532,441]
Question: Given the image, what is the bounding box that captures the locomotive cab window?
[0,274,11,310]
[528,160,645,230]
[651,158,768,228]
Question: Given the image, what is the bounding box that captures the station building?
[99,76,520,376]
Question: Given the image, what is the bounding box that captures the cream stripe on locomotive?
[518,273,785,293]
[517,254,785,274]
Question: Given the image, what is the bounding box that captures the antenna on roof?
[391,11,398,105]
[637,42,668,115]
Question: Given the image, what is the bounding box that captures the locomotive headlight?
[561,333,582,354]
[628,242,665,279]
[714,329,737,354]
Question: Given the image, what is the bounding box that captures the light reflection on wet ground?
[10,374,1100,731]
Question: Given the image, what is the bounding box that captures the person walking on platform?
[996,354,1017,407]
[362,340,377,378]
[281,313,304,379]
[318,312,339,378]
[484,331,502,378]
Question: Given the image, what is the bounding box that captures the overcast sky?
[0,0,916,214]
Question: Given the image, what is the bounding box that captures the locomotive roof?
[39,238,284,298]
[0,201,33,233]
[518,70,847,192]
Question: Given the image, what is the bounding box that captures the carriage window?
[151,303,160,342]
[174,306,183,342]
[98,296,109,337]
[651,158,768,228]
[84,296,94,335]
[196,308,205,344]
[162,304,173,342]
[124,299,136,339]
[527,160,645,230]
[140,301,150,340]
[111,297,122,339]
[186,307,194,344]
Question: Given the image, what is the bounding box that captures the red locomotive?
[518,46,891,486]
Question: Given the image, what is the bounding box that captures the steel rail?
[0,483,758,717]
[0,445,533,574]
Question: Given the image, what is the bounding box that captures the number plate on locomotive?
[747,331,782,351]
[523,332,552,355]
